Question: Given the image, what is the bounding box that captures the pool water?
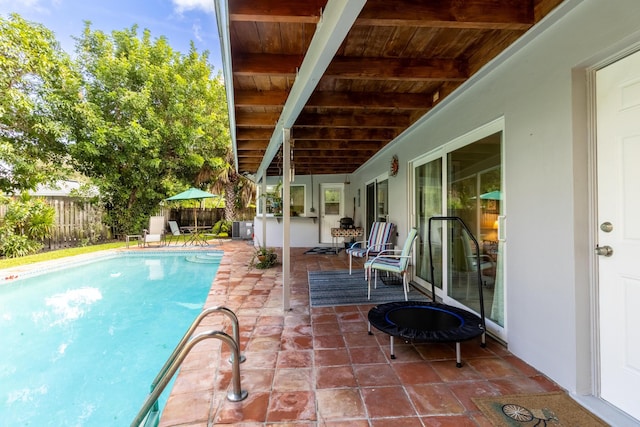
[0,251,221,426]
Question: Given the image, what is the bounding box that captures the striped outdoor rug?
[308,269,430,307]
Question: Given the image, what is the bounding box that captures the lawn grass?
[0,233,216,270]
[0,241,128,270]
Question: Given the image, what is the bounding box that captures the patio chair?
[166,220,189,246]
[346,221,395,276]
[365,227,419,301]
[143,216,166,247]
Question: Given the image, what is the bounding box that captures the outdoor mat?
[472,392,607,426]
[304,247,342,255]
[308,269,429,307]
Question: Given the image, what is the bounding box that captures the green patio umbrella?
[479,190,502,200]
[166,187,218,229]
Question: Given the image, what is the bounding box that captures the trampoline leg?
[481,332,486,348]
[455,342,462,368]
[368,322,373,335]
[390,336,396,359]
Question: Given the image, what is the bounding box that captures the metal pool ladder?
[131,306,248,427]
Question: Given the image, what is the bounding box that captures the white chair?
[365,227,419,301]
[166,220,188,246]
[143,216,166,247]
[346,222,395,275]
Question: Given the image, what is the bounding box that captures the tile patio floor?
[158,240,565,427]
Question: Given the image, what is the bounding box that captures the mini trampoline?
[367,216,487,367]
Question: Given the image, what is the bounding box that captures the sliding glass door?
[414,157,443,286]
[412,122,505,339]
[447,132,503,330]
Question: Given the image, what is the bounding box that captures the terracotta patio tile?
[272,368,313,391]
[316,365,357,389]
[316,388,366,420]
[276,350,313,368]
[313,334,346,349]
[421,415,480,426]
[354,364,400,387]
[466,356,522,379]
[430,359,484,382]
[392,361,442,384]
[405,383,466,415]
[266,391,316,422]
[370,417,423,427]
[447,380,500,411]
[361,385,416,418]
[490,376,547,394]
[348,345,389,364]
[214,391,269,424]
[315,347,351,366]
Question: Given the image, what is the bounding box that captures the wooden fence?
[1,199,228,251]
[0,197,111,250]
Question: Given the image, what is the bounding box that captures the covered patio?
[158,240,566,426]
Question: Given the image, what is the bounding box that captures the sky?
[0,0,223,71]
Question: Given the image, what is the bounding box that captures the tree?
[206,149,256,221]
[0,14,79,194]
[68,24,229,234]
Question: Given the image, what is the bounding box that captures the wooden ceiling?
[227,0,564,177]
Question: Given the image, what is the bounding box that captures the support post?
[282,129,291,311]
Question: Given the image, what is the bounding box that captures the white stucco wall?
[348,0,640,396]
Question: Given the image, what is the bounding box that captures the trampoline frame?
[367,216,487,367]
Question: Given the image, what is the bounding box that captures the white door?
[596,49,640,420]
[320,184,344,244]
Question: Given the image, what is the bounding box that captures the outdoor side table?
[126,234,142,248]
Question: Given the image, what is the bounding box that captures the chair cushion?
[365,257,402,273]
[346,248,368,257]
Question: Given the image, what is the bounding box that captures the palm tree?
[206,150,255,220]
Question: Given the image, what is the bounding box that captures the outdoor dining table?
[180,226,213,246]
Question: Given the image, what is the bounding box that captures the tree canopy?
[1,14,256,237]
[0,13,78,193]
[67,23,232,233]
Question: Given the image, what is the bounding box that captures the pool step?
[185,253,223,264]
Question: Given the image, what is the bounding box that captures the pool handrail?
[131,329,247,427]
[150,306,245,395]
[132,306,247,427]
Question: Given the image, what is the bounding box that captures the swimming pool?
[0,251,221,426]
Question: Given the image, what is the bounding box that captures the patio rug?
[304,247,342,255]
[472,392,607,426]
[308,269,429,307]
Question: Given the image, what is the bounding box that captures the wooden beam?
[292,127,398,141]
[234,90,432,110]
[295,111,411,128]
[229,0,324,23]
[357,0,533,30]
[233,53,467,81]
[236,111,281,127]
[326,57,467,81]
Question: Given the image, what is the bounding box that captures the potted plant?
[251,245,277,269]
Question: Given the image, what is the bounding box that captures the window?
[257,184,306,216]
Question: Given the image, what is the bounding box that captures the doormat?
[472,392,607,426]
[304,247,341,255]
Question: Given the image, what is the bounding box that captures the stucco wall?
[349,0,640,394]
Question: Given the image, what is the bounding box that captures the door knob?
[595,245,613,257]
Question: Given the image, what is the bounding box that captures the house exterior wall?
[349,0,640,398]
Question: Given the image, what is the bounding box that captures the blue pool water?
[0,251,221,426]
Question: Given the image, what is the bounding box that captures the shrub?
[0,195,55,258]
